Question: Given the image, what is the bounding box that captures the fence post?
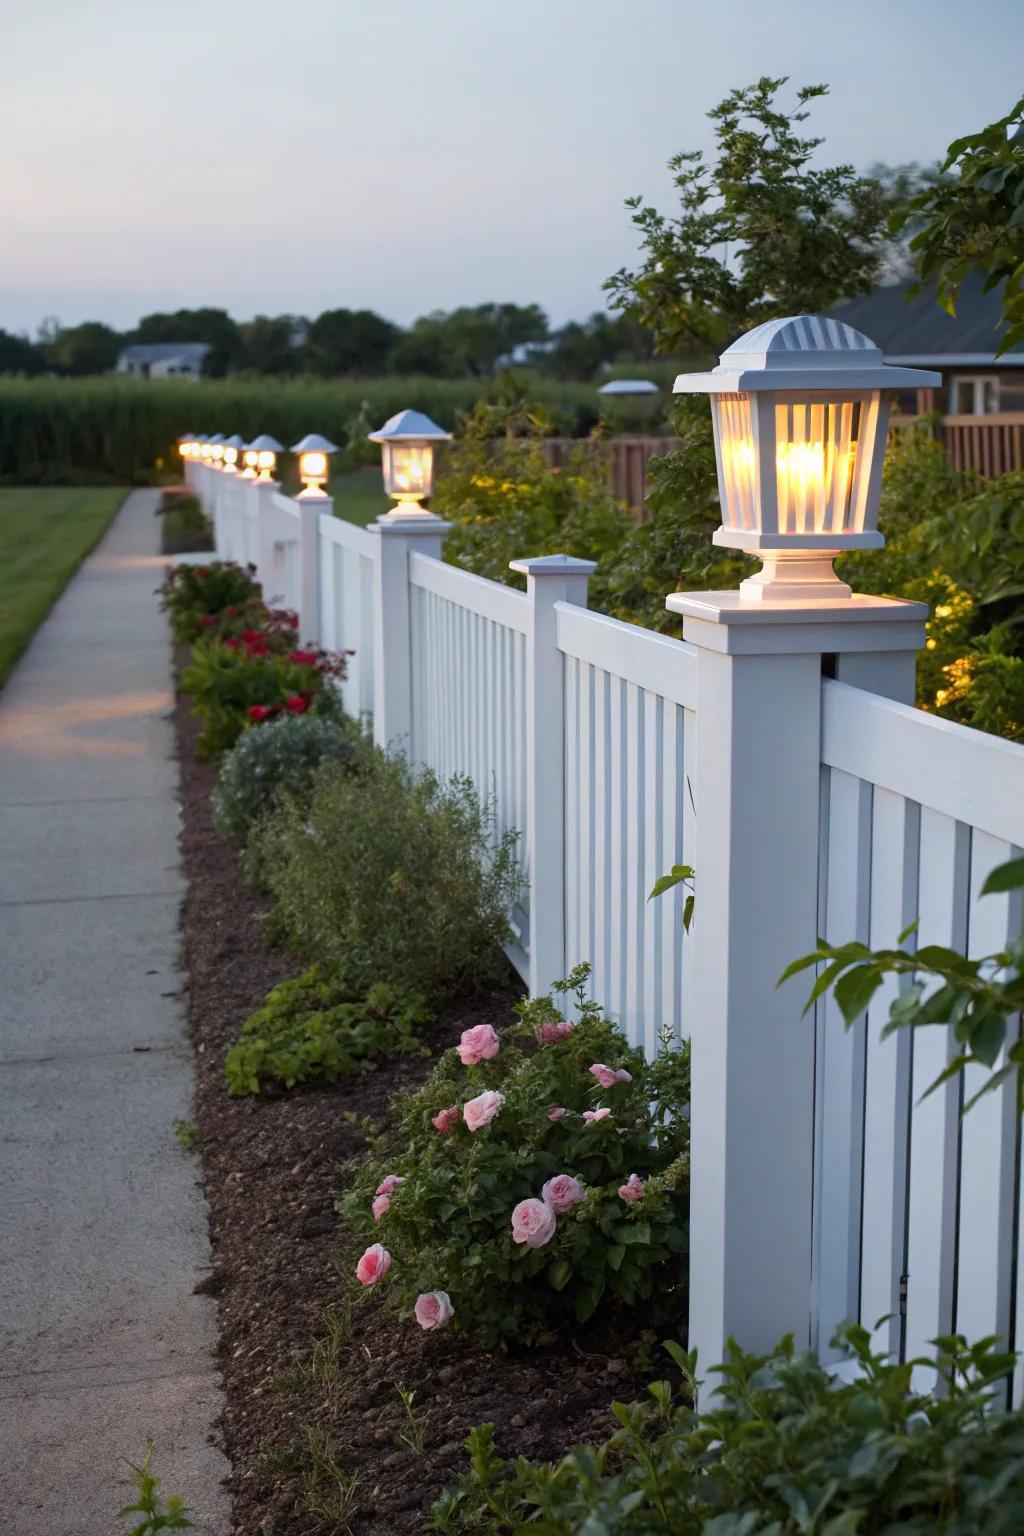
[254,479,280,598]
[369,512,450,752]
[665,588,926,1374]
[296,495,328,645]
[509,554,597,999]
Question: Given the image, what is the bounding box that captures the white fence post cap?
[509,553,598,578]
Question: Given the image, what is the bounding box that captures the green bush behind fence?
[0,374,602,485]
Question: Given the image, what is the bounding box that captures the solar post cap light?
[177,432,197,459]
[368,409,452,512]
[291,433,338,497]
[221,434,245,472]
[207,432,225,467]
[675,315,941,601]
[242,434,283,480]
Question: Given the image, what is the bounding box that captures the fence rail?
[191,459,1024,1387]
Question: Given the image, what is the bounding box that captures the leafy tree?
[238,314,302,375]
[542,312,655,380]
[0,329,45,375]
[894,94,1024,356]
[606,77,892,356]
[391,304,549,377]
[304,307,398,376]
[131,308,245,376]
[45,321,122,376]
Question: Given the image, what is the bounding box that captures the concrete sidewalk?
[0,492,229,1533]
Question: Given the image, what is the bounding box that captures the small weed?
[256,1443,304,1478]
[118,1442,193,1532]
[172,1118,200,1153]
[267,1370,304,1396]
[300,1428,361,1529]
[303,1289,360,1387]
[394,1382,424,1453]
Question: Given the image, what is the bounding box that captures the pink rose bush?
[343,964,689,1345]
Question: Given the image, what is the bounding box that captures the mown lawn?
[0,486,126,688]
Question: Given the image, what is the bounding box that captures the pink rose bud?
[589,1063,633,1088]
[619,1173,646,1203]
[583,1106,612,1123]
[431,1105,460,1134]
[355,1243,391,1286]
[375,1174,404,1196]
[541,1174,585,1214]
[547,1106,567,1122]
[414,1290,454,1330]
[535,1019,574,1045]
[463,1089,505,1132]
[511,1197,557,1248]
[371,1194,390,1222]
[456,1022,501,1066]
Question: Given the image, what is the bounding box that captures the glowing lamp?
[221,434,245,472]
[244,433,283,482]
[675,316,941,600]
[291,433,338,497]
[177,432,195,460]
[369,409,451,510]
[199,434,215,464]
[208,433,225,468]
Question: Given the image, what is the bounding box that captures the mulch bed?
[175,666,668,1534]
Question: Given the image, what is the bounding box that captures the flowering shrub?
[431,1328,1024,1535]
[224,969,429,1096]
[180,630,347,757]
[212,711,363,845]
[157,559,260,643]
[249,751,520,998]
[341,967,689,1345]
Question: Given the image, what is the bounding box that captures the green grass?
[0,487,126,687]
[329,467,389,526]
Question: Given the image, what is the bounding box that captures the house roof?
[119,342,211,364]
[830,273,1024,367]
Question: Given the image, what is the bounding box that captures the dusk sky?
[2,0,1021,337]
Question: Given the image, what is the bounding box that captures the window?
[950,375,1000,415]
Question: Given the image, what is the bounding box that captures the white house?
[116,342,210,380]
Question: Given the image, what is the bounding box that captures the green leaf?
[981,856,1024,895]
[832,965,884,1024]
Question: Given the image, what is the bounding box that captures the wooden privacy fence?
[190,459,1024,1387]
[541,435,680,514]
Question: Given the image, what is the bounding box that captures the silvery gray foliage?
[213,711,360,844]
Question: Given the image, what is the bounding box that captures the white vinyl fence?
[190,460,1024,1387]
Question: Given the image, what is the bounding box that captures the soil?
[175,663,669,1534]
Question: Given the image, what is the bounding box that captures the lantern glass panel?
[256,450,276,476]
[712,393,757,533]
[773,398,865,536]
[300,451,328,488]
[383,442,432,501]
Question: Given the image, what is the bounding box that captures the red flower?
[241,629,265,643]
[249,705,270,723]
[201,613,215,627]
[222,637,241,650]
[225,605,240,617]
[288,649,318,667]
[196,567,211,577]
[284,694,309,714]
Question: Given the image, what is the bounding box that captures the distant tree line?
[0,303,656,382]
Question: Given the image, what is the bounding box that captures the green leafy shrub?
[180,634,346,757]
[249,751,520,998]
[434,401,633,591]
[431,1326,1024,1534]
[213,711,362,844]
[157,559,260,643]
[225,970,429,1096]
[341,967,688,1345]
[118,1443,193,1533]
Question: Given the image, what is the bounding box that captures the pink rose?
[355,1243,391,1286]
[547,1106,567,1122]
[535,1018,574,1045]
[375,1174,404,1196]
[456,1022,500,1066]
[589,1062,632,1088]
[414,1290,454,1330]
[511,1197,557,1248]
[541,1174,585,1214]
[583,1106,612,1123]
[432,1105,460,1134]
[372,1194,390,1222]
[463,1089,505,1132]
[619,1173,646,1203]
